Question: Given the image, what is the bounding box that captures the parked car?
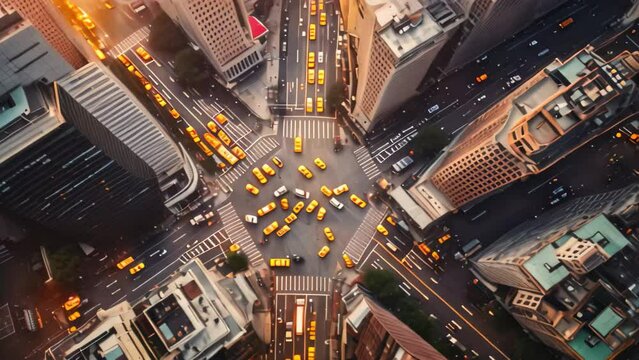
[392,156,414,174]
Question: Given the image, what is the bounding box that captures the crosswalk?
[0,244,13,266]
[178,231,229,265]
[217,136,279,191]
[109,26,150,56]
[282,118,335,139]
[275,276,332,293]
[193,101,254,151]
[217,202,263,266]
[344,206,387,263]
[354,146,382,180]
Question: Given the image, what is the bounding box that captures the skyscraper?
[0,0,86,69]
[393,46,639,230]
[157,0,264,84]
[472,184,639,359]
[341,0,465,133]
[0,63,199,239]
[443,0,566,71]
[0,8,72,94]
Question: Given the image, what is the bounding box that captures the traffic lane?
[358,245,510,360]
[235,139,373,276]
[72,0,148,46]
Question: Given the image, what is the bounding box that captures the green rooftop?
[573,214,629,257]
[590,306,623,338]
[568,328,613,360]
[0,87,28,129]
[524,244,569,291]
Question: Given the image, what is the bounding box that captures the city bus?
[294,298,305,336]
[559,17,574,29]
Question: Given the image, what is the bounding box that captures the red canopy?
[248,16,269,40]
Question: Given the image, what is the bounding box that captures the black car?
[292,254,304,263]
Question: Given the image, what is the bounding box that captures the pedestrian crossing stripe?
[344,206,387,263]
[217,202,263,266]
[217,136,279,191]
[275,276,332,293]
[282,119,334,139]
[354,146,381,180]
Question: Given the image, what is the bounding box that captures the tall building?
[342,0,465,133]
[157,0,264,84]
[392,46,639,230]
[443,0,566,71]
[46,259,262,360]
[0,63,199,239]
[471,184,639,359]
[341,286,447,360]
[0,8,73,94]
[0,0,86,69]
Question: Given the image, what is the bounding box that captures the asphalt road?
[366,0,633,169]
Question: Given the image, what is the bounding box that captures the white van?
[386,242,398,252]
[295,188,310,199]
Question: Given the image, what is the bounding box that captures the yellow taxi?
[229,243,241,252]
[309,23,316,40]
[306,200,319,213]
[129,262,145,275]
[261,164,276,176]
[270,258,291,267]
[320,12,327,26]
[319,0,324,10]
[245,183,260,195]
[318,69,325,85]
[263,221,279,235]
[310,0,317,15]
[308,52,315,68]
[215,113,229,125]
[67,326,78,334]
[135,46,152,62]
[316,207,326,221]
[318,245,330,258]
[333,184,349,195]
[258,202,277,216]
[313,157,326,170]
[294,137,303,153]
[324,227,334,241]
[431,251,440,261]
[308,68,315,84]
[153,92,167,107]
[320,185,332,197]
[207,121,218,133]
[140,76,152,90]
[316,97,324,113]
[284,212,298,224]
[204,133,222,150]
[117,54,133,71]
[272,156,284,168]
[298,165,313,179]
[67,311,81,322]
[376,224,389,236]
[64,295,81,311]
[418,243,431,255]
[437,234,452,244]
[306,97,313,113]
[231,146,246,159]
[185,126,200,142]
[350,194,367,208]
[168,107,180,119]
[252,167,268,184]
[217,130,232,146]
[197,142,213,156]
[103,1,114,9]
[276,225,291,237]
[116,256,134,270]
[293,201,305,214]
[342,253,354,268]
[386,216,397,226]
[280,198,289,210]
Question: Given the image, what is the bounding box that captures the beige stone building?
[158,0,264,84]
[340,0,464,133]
[391,46,639,230]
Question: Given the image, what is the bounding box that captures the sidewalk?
[232,1,284,121]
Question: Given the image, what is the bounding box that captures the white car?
[295,188,310,199]
[476,94,487,102]
[427,104,439,114]
[318,51,324,63]
[244,215,258,224]
[529,40,538,47]
[274,185,288,198]
[329,197,344,210]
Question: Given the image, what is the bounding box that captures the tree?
[412,125,449,158]
[226,252,249,272]
[175,48,210,87]
[326,80,345,111]
[149,13,188,52]
[363,269,396,294]
[49,245,82,285]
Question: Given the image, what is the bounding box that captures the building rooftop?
[523,244,570,292]
[373,0,462,59]
[568,328,613,360]
[590,305,623,338]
